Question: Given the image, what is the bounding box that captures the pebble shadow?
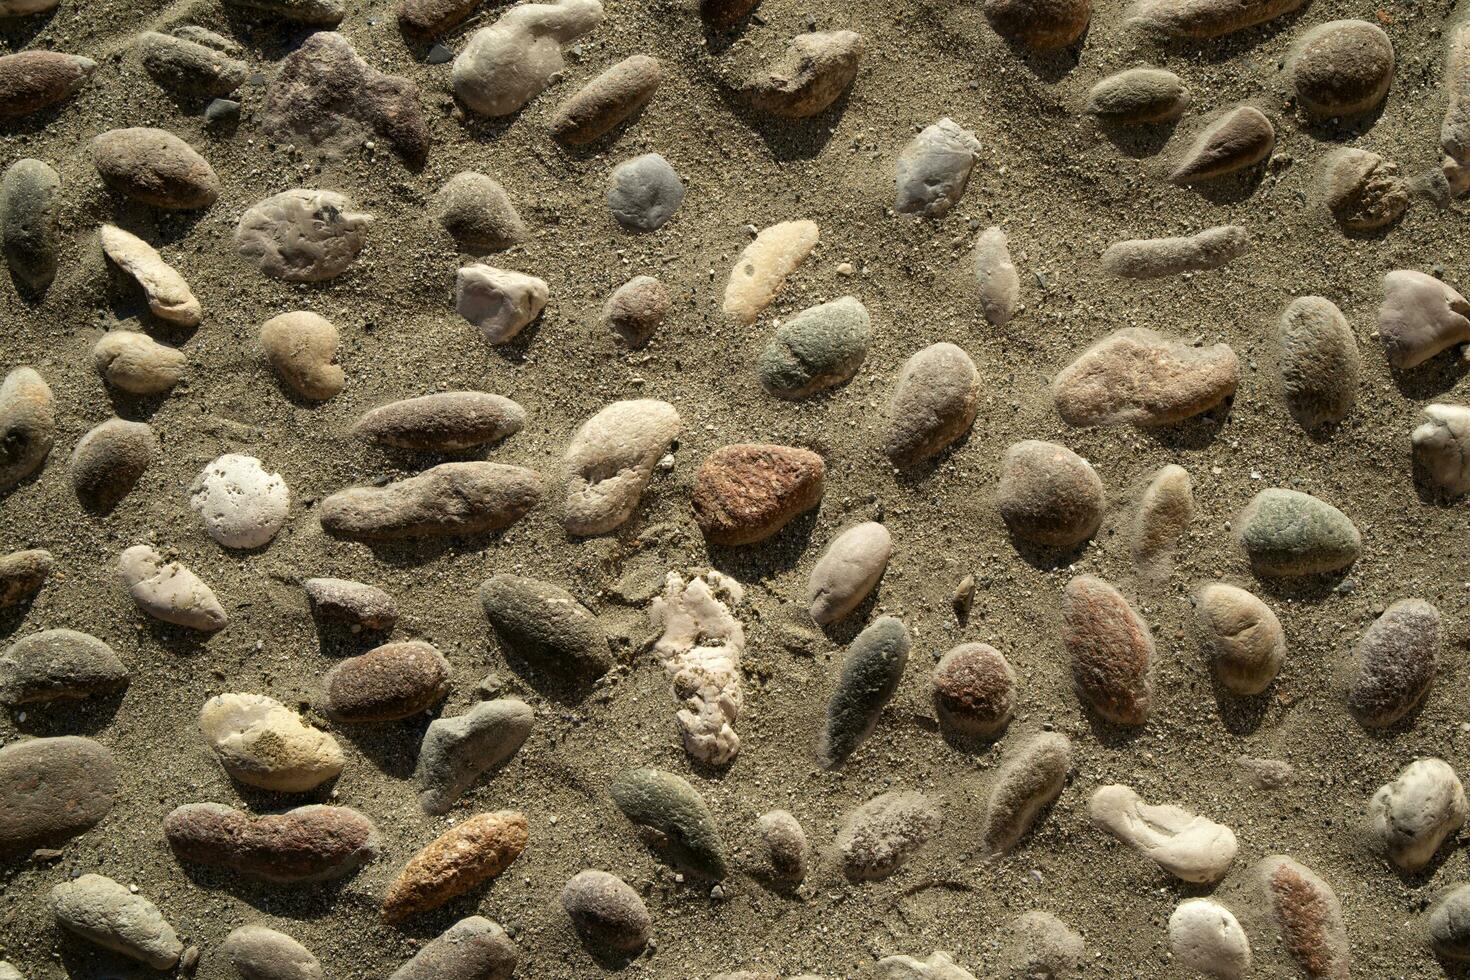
[336,714,434,780]
[1389,356,1470,401]
[10,689,126,736]
[1140,401,1233,451]
[1248,566,1352,603]
[707,85,849,164]
[172,859,359,919]
[1210,671,1271,736]
[705,508,819,584]
[1099,119,1178,160]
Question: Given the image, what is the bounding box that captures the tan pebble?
[93,331,186,396]
[722,220,819,324]
[382,811,528,923]
[99,225,201,326]
[260,312,344,401]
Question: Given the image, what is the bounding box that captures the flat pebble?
[70,417,156,512]
[551,54,661,144]
[0,549,51,607]
[320,640,450,722]
[561,869,651,954]
[1413,404,1470,496]
[754,809,808,883]
[996,439,1104,548]
[607,153,684,232]
[1130,0,1305,38]
[984,0,1090,49]
[1235,488,1360,576]
[0,629,127,705]
[480,574,612,684]
[971,226,1019,325]
[1347,598,1439,727]
[1102,225,1250,277]
[320,462,543,540]
[1169,108,1274,184]
[93,330,186,395]
[1367,758,1466,871]
[236,189,372,283]
[1169,899,1251,980]
[981,732,1071,856]
[1430,884,1470,961]
[874,951,977,979]
[931,642,1015,737]
[118,544,227,631]
[884,342,980,465]
[1320,148,1407,232]
[225,0,344,24]
[806,521,891,624]
[722,219,819,323]
[165,802,378,883]
[603,275,668,348]
[222,924,323,980]
[389,917,518,980]
[1000,912,1085,978]
[0,367,52,490]
[1257,855,1350,979]
[819,616,910,767]
[415,698,533,814]
[1053,327,1239,426]
[91,127,218,209]
[834,790,941,881]
[1132,463,1193,570]
[894,118,981,218]
[189,454,290,549]
[199,692,344,792]
[1,158,59,293]
[759,295,870,399]
[611,767,727,879]
[1087,67,1189,124]
[745,31,862,118]
[432,172,526,253]
[1195,583,1285,695]
[1289,20,1394,118]
[397,0,480,37]
[304,577,397,631]
[456,264,549,343]
[260,312,344,401]
[0,51,95,118]
[0,736,116,852]
[563,399,679,535]
[135,29,247,100]
[1089,784,1237,883]
[1278,295,1359,429]
[451,0,603,116]
[1063,575,1153,724]
[357,392,525,451]
[1377,269,1470,369]
[50,874,180,968]
[693,443,824,545]
[383,810,529,922]
[101,224,201,325]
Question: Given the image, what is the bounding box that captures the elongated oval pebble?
[806,521,891,624]
[754,809,807,883]
[722,220,819,323]
[1347,598,1438,727]
[758,296,871,399]
[1195,583,1284,695]
[1132,463,1193,569]
[0,736,117,853]
[480,574,612,685]
[1130,0,1306,39]
[610,767,727,879]
[1367,757,1466,871]
[550,55,661,145]
[100,224,201,326]
[357,392,524,451]
[1278,296,1359,429]
[320,640,450,722]
[1169,899,1251,980]
[1430,884,1470,961]
[93,330,186,395]
[164,802,378,883]
[984,0,1090,49]
[135,30,248,101]
[1,158,59,293]
[1235,488,1360,576]
[383,810,528,922]
[0,366,53,490]
[0,51,96,118]
[1257,855,1350,979]
[49,874,181,968]
[971,226,1019,325]
[1101,227,1250,278]
[819,616,910,766]
[1169,107,1274,184]
[223,925,323,980]
[118,544,227,631]
[1089,783,1237,883]
[1064,575,1152,724]
[91,127,219,210]
[320,462,543,540]
[834,790,941,880]
[0,629,127,706]
[1087,67,1189,124]
[996,439,1104,548]
[560,869,651,953]
[982,731,1070,855]
[71,417,155,512]
[884,342,980,465]
[389,917,517,980]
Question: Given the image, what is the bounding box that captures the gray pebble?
[611,767,727,879]
[894,118,980,218]
[0,736,117,853]
[480,574,612,685]
[1000,911,1085,978]
[758,296,871,399]
[389,917,518,980]
[1234,488,1360,576]
[1347,598,1439,728]
[50,874,181,969]
[819,616,910,767]
[432,172,526,253]
[971,226,1019,326]
[607,153,684,232]
[1087,67,1189,124]
[1,158,58,294]
[0,367,53,490]
[222,924,323,980]
[981,732,1071,856]
[1278,296,1359,429]
[206,98,241,123]
[884,343,980,465]
[834,790,942,880]
[754,809,808,884]
[1430,884,1470,961]
[303,577,397,631]
[70,417,156,512]
[560,869,652,954]
[320,462,543,540]
[0,629,128,706]
[415,698,533,814]
[135,29,246,100]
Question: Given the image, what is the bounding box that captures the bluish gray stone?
[819,616,910,767]
[606,153,684,232]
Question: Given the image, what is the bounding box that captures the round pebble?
[1367,757,1466,871]
[389,917,518,980]
[602,274,669,348]
[754,809,808,884]
[1290,20,1394,118]
[884,342,980,465]
[1320,148,1408,232]
[931,642,1015,737]
[189,454,290,549]
[260,312,344,401]
[607,153,684,232]
[1087,67,1189,124]
[1169,899,1251,980]
[198,692,345,792]
[560,869,652,954]
[432,172,526,253]
[1195,583,1285,695]
[996,439,1104,548]
[70,417,156,512]
[0,736,117,853]
[320,640,451,723]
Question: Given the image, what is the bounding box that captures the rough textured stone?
[758,296,870,399]
[1347,598,1439,728]
[884,342,980,465]
[819,616,909,767]
[1169,108,1274,184]
[389,917,518,980]
[874,951,978,979]
[649,570,746,765]
[895,118,980,218]
[91,128,218,209]
[1290,20,1394,118]
[382,810,529,922]
[118,544,228,631]
[135,29,247,101]
[456,265,549,343]
[835,790,941,881]
[1444,25,1470,193]
[563,399,679,535]
[1087,67,1189,124]
[1278,296,1359,429]
[224,0,344,25]
[452,0,604,116]
[1000,912,1085,979]
[0,629,127,705]
[303,577,397,631]
[415,698,533,814]
[1377,269,1470,369]
[164,803,378,883]
[222,924,323,980]
[1063,575,1153,725]
[607,153,684,232]
[971,226,1019,325]
[189,454,290,549]
[1367,758,1466,872]
[806,521,891,624]
[611,767,727,879]
[1130,0,1305,38]
[70,417,155,512]
[320,462,543,540]
[981,732,1070,855]
[1132,463,1193,571]
[432,173,526,253]
[693,443,824,545]
[1257,855,1350,979]
[551,55,662,144]
[603,275,669,348]
[49,874,181,969]
[1320,149,1407,232]
[1413,403,1470,497]
[744,31,862,118]
[0,737,117,852]
[1235,488,1360,576]
[93,330,186,395]
[1430,884,1470,961]
[0,52,96,118]
[199,692,344,792]
[722,220,819,323]
[100,224,201,325]
[0,366,52,490]
[480,574,612,684]
[1169,899,1251,980]
[754,809,807,884]
[932,642,1015,737]
[996,439,1104,548]
[1102,226,1250,277]
[397,0,480,37]
[320,640,450,722]
[1053,327,1239,426]
[260,312,344,401]
[0,549,51,607]
[561,869,651,953]
[1,158,59,293]
[1195,583,1285,696]
[236,189,371,283]
[1090,784,1237,883]
[357,392,525,452]
[984,0,1090,49]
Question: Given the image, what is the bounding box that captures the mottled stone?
[118,544,227,631]
[759,296,870,399]
[819,616,909,767]
[1053,327,1239,426]
[236,189,371,283]
[884,342,980,465]
[1368,758,1466,872]
[91,128,218,209]
[222,925,323,980]
[1130,0,1305,38]
[996,440,1104,548]
[1377,270,1470,369]
[1102,226,1251,277]
[389,917,518,980]
[397,0,480,37]
[415,698,533,814]
[649,570,746,765]
[1234,488,1360,576]
[603,275,668,348]
[1169,108,1274,184]
[1087,67,1189,124]
[480,574,612,683]
[451,0,604,116]
[0,629,127,705]
[807,521,891,624]
[1090,784,1237,883]
[320,462,543,540]
[1430,884,1470,961]
[356,392,525,451]
[1195,583,1285,696]
[693,443,824,545]
[1169,900,1251,980]
[551,55,662,144]
[0,737,116,853]
[984,0,1090,49]
[320,640,450,722]
[607,153,684,232]
[1132,464,1194,570]
[1257,855,1350,979]
[1,158,59,293]
[0,367,52,490]
[932,642,1015,737]
[70,417,156,512]
[1063,575,1152,725]
[1000,912,1085,979]
[432,173,526,253]
[754,809,807,884]
[93,330,186,395]
[835,790,941,881]
[1444,25,1470,193]
[100,224,201,326]
[135,29,247,101]
[563,399,680,535]
[981,731,1071,855]
[189,454,290,549]
[260,312,344,401]
[1278,296,1359,429]
[561,870,651,953]
[971,226,1019,325]
[1413,404,1470,497]
[304,577,397,631]
[1347,598,1439,728]
[611,767,727,879]
[456,265,549,343]
[0,549,50,607]
[894,118,981,218]
[0,52,96,118]
[745,31,862,118]
[1320,149,1408,232]
[224,0,344,25]
[382,811,529,922]
[722,220,819,323]
[1290,20,1393,118]
[49,874,181,969]
[199,692,344,792]
[165,803,377,883]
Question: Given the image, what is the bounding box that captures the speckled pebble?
[1289,20,1394,118]
[383,811,529,922]
[984,0,1090,49]
[320,462,543,540]
[611,767,727,879]
[693,443,824,545]
[0,549,51,608]
[931,642,1015,737]
[1257,855,1350,979]
[432,172,526,253]
[189,454,290,549]
[603,274,669,348]
[91,127,218,209]
[758,296,870,399]
[1347,598,1439,728]
[834,790,941,881]
[1235,488,1360,577]
[222,924,323,980]
[1063,575,1153,725]
[304,577,398,631]
[480,574,612,685]
[561,869,652,954]
[1278,295,1359,429]
[49,874,181,969]
[320,640,451,723]
[996,439,1104,549]
[164,802,378,883]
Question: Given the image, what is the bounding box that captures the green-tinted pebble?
[1235,488,1360,576]
[758,296,871,399]
[610,767,727,879]
[819,616,910,767]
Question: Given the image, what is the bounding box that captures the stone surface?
[996,439,1104,548]
[357,392,525,451]
[224,0,345,24]
[981,731,1070,856]
[118,544,228,631]
[1320,149,1408,232]
[414,698,533,814]
[0,366,52,490]
[320,640,451,722]
[0,52,96,118]
[1430,884,1470,961]
[1132,463,1193,571]
[1289,20,1394,118]
[819,616,909,767]
[693,443,824,545]
[1444,25,1470,193]
[1000,912,1085,979]
[70,417,156,512]
[1195,583,1285,696]
[189,454,290,549]
[563,398,680,535]
[1413,404,1470,496]
[1169,899,1251,980]
[971,226,1019,325]
[1347,598,1439,728]
[884,342,980,465]
[1130,0,1305,38]
[1257,855,1350,979]
[456,265,549,343]
[1367,758,1466,872]
[49,874,181,969]
[754,809,807,883]
[931,642,1015,737]
[397,0,481,37]
[895,118,981,218]
[320,462,543,540]
[91,127,218,209]
[135,29,246,101]
[164,802,378,883]
[260,312,344,401]
[389,917,518,980]
[1278,295,1359,429]
[1377,269,1470,369]
[0,629,127,705]
[834,790,941,881]
[607,153,684,232]
[1235,488,1360,576]
[611,767,727,879]
[759,296,870,399]
[560,869,651,953]
[551,55,662,144]
[199,692,344,792]
[93,330,186,395]
[1053,327,1239,426]
[1063,575,1153,725]
[602,275,668,348]
[744,31,862,118]
[0,737,116,852]
[874,950,977,979]
[236,189,371,283]
[1169,108,1274,183]
[1102,225,1250,277]
[480,574,612,684]
[432,173,526,253]
[1,158,59,293]
[984,0,1090,49]
[1087,67,1189,124]
[100,224,201,326]
[383,811,529,922]
[1089,784,1237,883]
[0,549,51,607]
[649,570,746,765]
[222,925,323,980]
[806,521,891,624]
[451,0,604,116]
[304,577,397,631]
[722,220,819,323]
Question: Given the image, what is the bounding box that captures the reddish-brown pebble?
[1063,575,1153,725]
[382,811,528,923]
[692,444,824,546]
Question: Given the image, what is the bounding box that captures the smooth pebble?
[0,367,52,490]
[165,802,378,883]
[1102,225,1251,276]
[1413,404,1470,496]
[70,417,155,512]
[563,399,679,535]
[0,736,117,852]
[607,153,684,232]
[560,869,652,953]
[996,439,1104,549]
[603,275,668,348]
[1278,296,1359,429]
[90,127,218,209]
[414,698,533,814]
[389,917,518,980]
[320,462,543,540]
[451,0,603,116]
[894,118,981,218]
[1053,327,1239,426]
[260,312,344,401]
[1169,899,1251,980]
[50,874,181,968]
[1367,757,1466,871]
[1087,67,1189,124]
[806,521,891,625]
[1169,108,1274,184]
[722,220,819,323]
[884,342,980,465]
[1195,583,1285,695]
[480,574,612,685]
[1257,855,1351,979]
[118,544,227,631]
[744,31,862,118]
[819,616,910,767]
[551,55,662,144]
[199,692,344,792]
[456,264,549,343]
[0,629,127,706]
[93,330,186,395]
[610,767,727,879]
[356,392,525,451]
[1290,20,1394,118]
[758,295,870,399]
[100,224,201,325]
[222,925,323,980]
[1089,784,1237,883]
[1377,269,1470,369]
[1,158,59,293]
[432,172,526,253]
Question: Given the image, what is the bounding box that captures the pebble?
[49,874,181,969]
[1347,598,1439,727]
[1089,784,1237,883]
[389,917,518,980]
[0,367,52,490]
[874,951,977,979]
[1256,855,1351,979]
[456,264,549,343]
[320,462,543,540]
[100,224,201,325]
[189,454,290,549]
[1377,269,1470,369]
[90,127,218,210]
[1368,757,1466,871]
[1234,488,1360,576]
[480,574,612,684]
[981,732,1071,856]
[984,0,1090,49]
[603,274,668,348]
[610,767,727,879]
[722,219,819,323]
[0,548,51,607]
[165,802,378,883]
[0,629,127,705]
[1053,327,1239,426]
[0,964,21,980]
[357,391,525,451]
[320,640,451,722]
[1000,912,1084,978]
[1086,67,1189,124]
[692,443,824,545]
[206,97,241,124]
[754,809,808,884]
[1130,0,1305,38]
[226,0,344,22]
[1320,148,1407,232]
[1237,754,1295,790]
[563,398,680,535]
[1444,25,1470,192]
[135,29,247,100]
[1063,575,1153,725]
[1,158,59,293]
[759,295,870,399]
[1413,404,1470,497]
[834,790,942,880]
[1195,583,1285,695]
[382,810,529,922]
[93,330,186,395]
[806,521,891,624]
[1102,225,1250,278]
[561,869,652,954]
[1290,20,1394,118]
[1168,899,1251,980]
[971,226,1019,325]
[398,0,480,37]
[894,118,981,218]
[607,153,684,232]
[0,736,116,852]
[0,0,54,13]
[1430,884,1470,961]
[1131,463,1193,570]
[70,417,154,512]
[551,54,662,144]
[118,544,228,631]
[451,0,604,116]
[415,698,533,814]
[884,342,980,465]
[996,440,1104,548]
[0,51,96,118]
[931,642,1015,737]
[1278,295,1359,429]
[819,616,910,767]
[1169,108,1274,184]
[744,31,862,118]
[700,0,757,28]
[236,189,372,283]
[260,311,344,401]
[304,577,397,631]
[432,172,526,253]
[650,570,746,766]
[198,692,344,792]
[222,924,323,980]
